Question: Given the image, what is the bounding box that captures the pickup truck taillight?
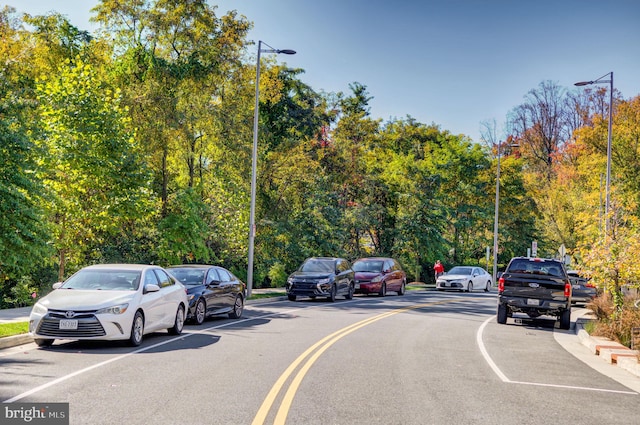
[498,277,505,293]
[564,280,571,298]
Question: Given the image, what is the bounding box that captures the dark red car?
[353,257,407,296]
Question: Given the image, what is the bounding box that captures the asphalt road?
[1,290,638,424]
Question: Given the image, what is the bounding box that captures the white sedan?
[436,266,493,292]
[29,264,188,347]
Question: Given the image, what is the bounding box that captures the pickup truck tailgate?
[501,273,569,300]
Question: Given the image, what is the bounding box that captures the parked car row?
[29,263,246,347]
[29,257,504,347]
[285,256,408,301]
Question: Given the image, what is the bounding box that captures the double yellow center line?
[252,299,470,425]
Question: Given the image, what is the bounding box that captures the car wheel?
[485,281,491,292]
[288,294,297,301]
[328,284,337,302]
[194,298,206,325]
[398,280,406,296]
[345,282,354,300]
[229,295,244,319]
[497,304,508,324]
[168,305,185,335]
[129,311,144,346]
[559,309,571,330]
[34,338,54,347]
[378,282,386,297]
[466,281,473,292]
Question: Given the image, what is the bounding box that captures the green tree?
[0,6,52,281]
[36,57,154,279]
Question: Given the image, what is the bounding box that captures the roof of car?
[83,264,159,270]
[354,257,392,261]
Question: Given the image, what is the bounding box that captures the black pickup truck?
[497,257,572,329]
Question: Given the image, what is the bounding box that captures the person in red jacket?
[433,260,445,278]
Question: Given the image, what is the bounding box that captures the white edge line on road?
[2,304,311,403]
[477,316,510,382]
[509,380,638,395]
[477,315,638,396]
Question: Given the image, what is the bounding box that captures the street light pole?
[574,72,613,237]
[492,141,502,287]
[247,41,295,298]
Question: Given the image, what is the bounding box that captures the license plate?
[59,319,78,330]
[572,284,581,289]
[355,283,360,289]
[526,299,539,306]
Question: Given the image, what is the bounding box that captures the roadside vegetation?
[0,2,639,336]
[0,322,28,338]
[587,294,640,350]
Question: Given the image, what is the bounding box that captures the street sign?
[532,240,538,257]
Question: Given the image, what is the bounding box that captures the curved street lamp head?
[277,49,296,55]
[574,80,594,86]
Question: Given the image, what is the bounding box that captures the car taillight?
[564,281,571,297]
[498,277,505,293]
[586,282,596,288]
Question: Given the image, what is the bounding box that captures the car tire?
[228,295,244,319]
[345,282,354,300]
[288,294,297,301]
[129,311,144,346]
[466,282,473,292]
[168,305,185,335]
[497,304,508,324]
[34,338,54,347]
[485,281,491,292]
[559,309,571,330]
[398,280,406,296]
[328,284,337,302]
[378,282,386,297]
[194,299,206,325]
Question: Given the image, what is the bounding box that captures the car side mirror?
[144,284,160,294]
[208,280,221,286]
[52,282,63,289]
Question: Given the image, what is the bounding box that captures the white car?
[436,266,493,292]
[29,264,188,347]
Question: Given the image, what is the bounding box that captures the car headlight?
[317,278,331,285]
[96,303,129,315]
[287,277,294,284]
[371,276,382,283]
[32,302,48,316]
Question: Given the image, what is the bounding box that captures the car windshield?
[168,268,205,285]
[448,267,472,276]
[352,260,384,273]
[62,269,141,291]
[300,259,335,273]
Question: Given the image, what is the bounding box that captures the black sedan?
[285,257,355,302]
[167,265,245,324]
[567,270,597,305]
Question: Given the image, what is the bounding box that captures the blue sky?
[10,0,640,143]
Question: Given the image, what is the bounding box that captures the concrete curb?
[0,333,33,350]
[575,315,640,379]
